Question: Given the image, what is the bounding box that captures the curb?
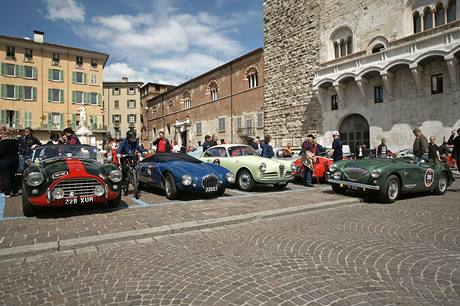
[0,197,360,260]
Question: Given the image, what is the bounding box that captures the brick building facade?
[146,49,264,150]
[264,0,460,151]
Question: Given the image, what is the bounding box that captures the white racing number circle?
[424,168,434,187]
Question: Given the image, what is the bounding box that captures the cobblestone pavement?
[0,179,459,305]
[0,183,345,249]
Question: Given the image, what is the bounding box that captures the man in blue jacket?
[331,131,343,162]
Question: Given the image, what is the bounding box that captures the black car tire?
[236,169,255,192]
[22,189,37,217]
[379,175,400,203]
[164,172,178,200]
[331,183,346,194]
[108,192,122,208]
[273,182,288,190]
[434,172,448,195]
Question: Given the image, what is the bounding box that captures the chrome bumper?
[327,178,380,190]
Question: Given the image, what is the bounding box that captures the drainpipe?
[230,64,233,143]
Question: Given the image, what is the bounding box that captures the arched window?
[330,26,353,60]
[413,11,422,33]
[181,90,191,110]
[168,99,174,112]
[447,0,457,22]
[435,3,446,26]
[246,67,258,89]
[207,80,219,101]
[372,44,385,53]
[423,7,433,30]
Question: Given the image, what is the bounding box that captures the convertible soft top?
[142,152,202,163]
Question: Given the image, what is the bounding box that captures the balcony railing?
[237,127,255,137]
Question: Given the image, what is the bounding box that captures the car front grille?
[202,175,219,188]
[279,164,285,177]
[54,178,102,197]
[343,168,370,181]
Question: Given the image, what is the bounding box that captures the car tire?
[379,175,400,203]
[22,190,37,217]
[273,182,288,190]
[164,172,178,200]
[108,192,122,208]
[433,172,448,195]
[331,183,346,194]
[236,169,255,192]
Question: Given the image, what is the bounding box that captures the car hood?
[337,158,412,170]
[42,158,102,179]
[155,160,228,177]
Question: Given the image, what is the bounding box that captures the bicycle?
[120,153,141,197]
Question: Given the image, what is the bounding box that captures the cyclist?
[117,130,146,182]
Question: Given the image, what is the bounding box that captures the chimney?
[122,76,128,82]
[33,30,44,44]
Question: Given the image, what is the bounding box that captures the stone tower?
[263,0,322,146]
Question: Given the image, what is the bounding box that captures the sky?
[1,0,263,85]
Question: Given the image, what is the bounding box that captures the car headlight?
[181,174,192,186]
[371,169,382,178]
[225,172,235,183]
[108,169,122,183]
[94,185,105,196]
[27,172,44,187]
[329,164,337,173]
[52,188,64,199]
[333,172,341,180]
[259,162,267,173]
[290,162,296,171]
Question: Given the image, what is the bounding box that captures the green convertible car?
[199,144,294,191]
[326,158,454,203]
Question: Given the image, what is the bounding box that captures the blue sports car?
[136,152,235,199]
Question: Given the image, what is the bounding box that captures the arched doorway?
[339,114,370,154]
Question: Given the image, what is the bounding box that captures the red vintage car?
[292,155,334,183]
[21,145,122,216]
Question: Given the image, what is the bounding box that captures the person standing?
[151,131,171,153]
[46,132,63,145]
[331,131,343,162]
[203,135,212,151]
[260,135,274,158]
[62,128,80,145]
[448,128,460,172]
[210,134,218,147]
[376,138,388,158]
[18,127,41,172]
[300,134,315,188]
[355,142,364,159]
[251,136,262,154]
[0,129,20,197]
[428,136,441,163]
[412,128,429,162]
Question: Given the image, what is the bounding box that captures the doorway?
[339,114,370,154]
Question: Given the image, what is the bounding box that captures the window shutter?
[0,110,6,124]
[48,68,52,81]
[15,65,21,77]
[15,85,21,99]
[32,87,37,100]
[72,91,76,104]
[32,67,38,79]
[60,113,64,130]
[60,70,64,82]
[83,73,87,84]
[95,116,98,129]
[0,63,5,76]
[84,92,90,104]
[48,112,52,129]
[72,114,76,129]
[0,84,4,98]
[97,94,101,106]
[72,71,76,83]
[48,88,52,102]
[60,90,64,103]
[14,111,20,128]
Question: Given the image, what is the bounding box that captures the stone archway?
[339,114,370,154]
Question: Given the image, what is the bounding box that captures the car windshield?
[228,145,259,157]
[33,145,103,163]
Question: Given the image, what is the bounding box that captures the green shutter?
[32,67,38,80]
[72,91,76,104]
[14,111,20,128]
[72,71,76,83]
[48,88,52,102]
[72,114,76,129]
[97,94,101,106]
[83,73,87,84]
[60,89,64,103]
[32,87,37,101]
[48,112,52,129]
[60,70,64,82]
[60,113,64,130]
[84,92,90,104]
[24,112,32,128]
[48,68,52,81]
[0,110,6,124]
[15,85,21,99]
[16,65,23,77]
[0,63,5,75]
[0,84,4,98]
